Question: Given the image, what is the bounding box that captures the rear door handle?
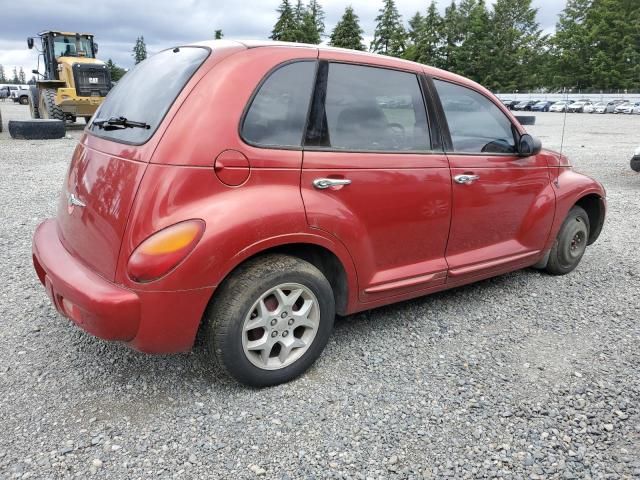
[454,174,480,185]
[313,178,352,189]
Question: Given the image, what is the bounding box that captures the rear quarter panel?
[115,47,359,307]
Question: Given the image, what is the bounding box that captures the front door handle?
[454,174,480,185]
[313,178,352,189]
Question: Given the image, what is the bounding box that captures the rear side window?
[434,80,516,154]
[241,61,316,148]
[318,63,430,152]
[89,47,210,145]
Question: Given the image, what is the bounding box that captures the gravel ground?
[0,102,639,479]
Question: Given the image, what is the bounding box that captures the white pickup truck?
[0,85,30,105]
[10,85,30,105]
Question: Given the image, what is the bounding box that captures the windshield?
[53,35,94,58]
[89,46,210,145]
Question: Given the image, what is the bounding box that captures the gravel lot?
[0,101,639,479]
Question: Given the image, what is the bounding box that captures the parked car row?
[501,98,640,114]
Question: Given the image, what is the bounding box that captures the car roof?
[194,39,490,96]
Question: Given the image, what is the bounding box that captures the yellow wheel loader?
[27,31,112,123]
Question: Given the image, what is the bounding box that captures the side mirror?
[93,42,99,54]
[518,134,542,157]
[27,37,34,49]
[32,69,39,75]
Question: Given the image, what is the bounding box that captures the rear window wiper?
[93,116,151,131]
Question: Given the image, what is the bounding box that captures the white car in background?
[549,101,572,112]
[632,102,640,114]
[583,102,597,113]
[614,101,635,114]
[591,102,608,113]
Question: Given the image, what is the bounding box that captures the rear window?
[89,46,210,145]
[241,61,316,148]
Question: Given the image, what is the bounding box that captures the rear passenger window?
[434,80,517,154]
[242,61,316,148]
[319,63,430,152]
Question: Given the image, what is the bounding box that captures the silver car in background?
[550,101,572,112]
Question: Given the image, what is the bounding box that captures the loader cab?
[28,31,98,81]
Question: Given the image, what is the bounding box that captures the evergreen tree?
[132,36,147,64]
[215,29,224,40]
[548,0,592,90]
[454,0,493,83]
[329,6,366,51]
[403,1,444,67]
[370,0,407,57]
[299,0,325,44]
[293,0,306,39]
[484,0,546,91]
[0,64,6,83]
[271,0,299,42]
[12,67,19,84]
[407,11,423,45]
[441,1,462,70]
[307,0,325,39]
[106,59,126,82]
[585,0,640,90]
[18,67,26,84]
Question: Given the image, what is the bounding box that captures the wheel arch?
[574,193,605,245]
[216,242,352,316]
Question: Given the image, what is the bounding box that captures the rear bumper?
[32,219,213,353]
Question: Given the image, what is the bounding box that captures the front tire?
[631,156,640,172]
[203,254,335,387]
[39,88,65,121]
[545,206,590,275]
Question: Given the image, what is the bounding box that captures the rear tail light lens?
[127,220,205,283]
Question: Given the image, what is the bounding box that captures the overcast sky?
[0,0,566,79]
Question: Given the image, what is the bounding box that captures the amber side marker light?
[127,220,205,283]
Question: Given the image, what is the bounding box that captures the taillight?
[127,220,205,283]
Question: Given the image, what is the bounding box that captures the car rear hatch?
[54,45,220,281]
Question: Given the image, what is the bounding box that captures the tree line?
[269,0,640,92]
[0,65,27,84]
[12,0,637,92]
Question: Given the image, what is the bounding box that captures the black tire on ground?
[8,119,65,140]
[19,95,29,105]
[631,156,640,172]
[29,86,40,119]
[545,206,590,276]
[39,88,65,121]
[203,254,335,387]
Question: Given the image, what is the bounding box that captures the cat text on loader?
[27,31,112,123]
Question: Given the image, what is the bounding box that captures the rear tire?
[29,86,40,119]
[8,119,65,140]
[39,88,65,121]
[545,206,590,275]
[631,156,640,172]
[19,95,29,105]
[203,254,335,387]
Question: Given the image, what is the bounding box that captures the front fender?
[544,168,606,251]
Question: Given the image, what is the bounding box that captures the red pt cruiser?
[32,41,606,386]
